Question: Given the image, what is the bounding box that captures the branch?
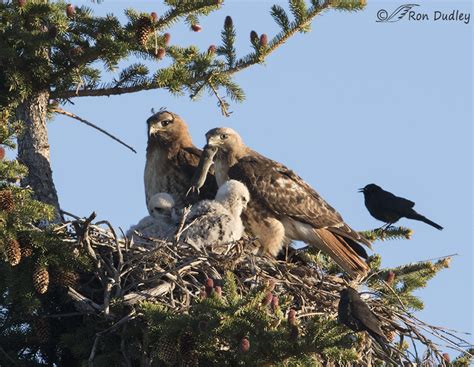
[224,1,332,75]
[52,1,332,102]
[51,107,137,153]
[208,79,231,117]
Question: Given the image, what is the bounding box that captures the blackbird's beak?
[358,188,365,193]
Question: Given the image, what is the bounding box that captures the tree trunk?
[15,90,61,221]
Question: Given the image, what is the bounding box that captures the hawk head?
[205,127,246,154]
[215,179,250,216]
[146,110,192,147]
[147,192,175,219]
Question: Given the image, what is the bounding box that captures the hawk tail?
[312,229,369,278]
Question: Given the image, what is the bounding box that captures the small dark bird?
[338,287,389,350]
[359,184,443,230]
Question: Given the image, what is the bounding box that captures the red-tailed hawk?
[144,110,217,210]
[203,127,372,278]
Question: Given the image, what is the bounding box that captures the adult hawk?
[202,127,372,278]
[144,110,217,211]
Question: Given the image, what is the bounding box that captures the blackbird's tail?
[406,210,443,230]
[369,331,391,354]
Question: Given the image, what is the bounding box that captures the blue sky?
[44,0,472,354]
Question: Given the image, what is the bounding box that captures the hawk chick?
[181,180,249,250]
[127,193,177,243]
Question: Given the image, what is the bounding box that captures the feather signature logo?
[376,4,419,22]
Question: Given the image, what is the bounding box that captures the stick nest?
[58,212,472,366]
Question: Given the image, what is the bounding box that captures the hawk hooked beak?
[207,135,221,147]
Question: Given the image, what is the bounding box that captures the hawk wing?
[228,153,371,249]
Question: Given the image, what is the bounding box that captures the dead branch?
[51,107,137,153]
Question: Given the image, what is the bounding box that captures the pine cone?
[442,353,450,362]
[250,30,259,45]
[205,278,214,297]
[0,189,15,212]
[53,270,79,288]
[288,309,297,326]
[214,286,222,297]
[33,266,49,294]
[179,331,197,366]
[155,47,166,60]
[385,271,395,285]
[0,146,5,160]
[35,318,50,344]
[6,239,21,266]
[239,337,250,353]
[20,246,33,258]
[259,33,268,47]
[191,24,202,32]
[156,337,177,365]
[163,32,171,46]
[263,292,273,306]
[66,4,75,18]
[224,15,233,29]
[271,295,279,311]
[136,16,153,48]
[150,12,158,23]
[17,0,26,8]
[18,232,33,258]
[207,44,217,54]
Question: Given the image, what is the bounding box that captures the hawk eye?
[161,119,172,127]
[220,134,228,140]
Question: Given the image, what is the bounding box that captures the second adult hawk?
[202,128,372,278]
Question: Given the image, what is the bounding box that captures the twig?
[209,80,231,117]
[52,107,137,153]
[60,209,81,220]
[88,311,137,367]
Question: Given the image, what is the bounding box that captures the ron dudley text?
[409,9,470,24]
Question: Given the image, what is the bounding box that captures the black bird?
[338,287,389,350]
[359,184,443,230]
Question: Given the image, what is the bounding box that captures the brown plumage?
[144,110,217,210]
[204,127,372,278]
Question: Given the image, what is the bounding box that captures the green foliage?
[367,254,451,311]
[452,348,474,367]
[360,226,413,242]
[0,0,367,117]
[136,273,359,366]
[0,103,90,366]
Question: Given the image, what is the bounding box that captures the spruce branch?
[360,226,413,242]
[271,5,291,32]
[51,0,365,109]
